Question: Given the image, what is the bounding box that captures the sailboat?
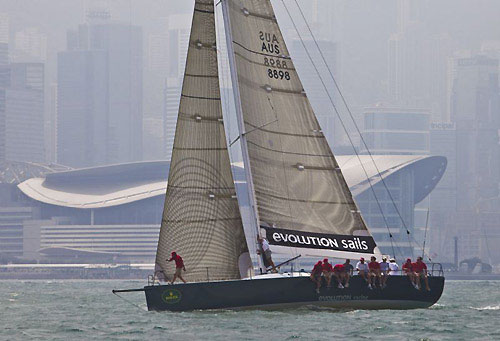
[113,0,444,311]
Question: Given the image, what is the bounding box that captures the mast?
[221,0,264,270]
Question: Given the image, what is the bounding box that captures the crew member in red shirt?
[413,256,430,291]
[333,263,346,289]
[322,258,333,288]
[402,258,417,288]
[310,260,324,293]
[367,256,381,289]
[167,251,187,284]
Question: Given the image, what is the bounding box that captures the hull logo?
[162,289,182,304]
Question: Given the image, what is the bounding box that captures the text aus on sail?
[259,31,291,81]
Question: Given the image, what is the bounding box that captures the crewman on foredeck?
[257,235,277,273]
[167,251,187,284]
[413,256,431,291]
[311,260,324,293]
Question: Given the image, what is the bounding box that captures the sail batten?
[154,0,249,282]
[224,0,380,259]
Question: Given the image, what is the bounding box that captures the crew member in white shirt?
[356,257,370,282]
[388,258,399,276]
[379,257,390,288]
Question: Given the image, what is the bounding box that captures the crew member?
[257,235,277,273]
[342,259,353,287]
[322,258,333,288]
[413,256,431,291]
[333,263,345,289]
[388,258,399,276]
[310,260,324,293]
[368,256,381,289]
[356,257,370,283]
[167,251,186,284]
[379,257,390,288]
[402,258,417,288]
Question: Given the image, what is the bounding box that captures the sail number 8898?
[268,69,291,80]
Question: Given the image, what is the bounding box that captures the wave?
[470,305,500,311]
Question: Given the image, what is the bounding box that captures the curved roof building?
[18,156,446,209]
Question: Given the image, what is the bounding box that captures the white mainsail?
[222,0,381,260]
[155,0,249,282]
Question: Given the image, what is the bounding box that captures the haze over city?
[2,1,500,339]
[1,0,500,273]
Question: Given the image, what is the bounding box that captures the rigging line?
[112,291,148,312]
[280,0,400,258]
[422,204,430,259]
[291,0,425,258]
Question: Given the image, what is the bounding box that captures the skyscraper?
[450,55,500,261]
[57,12,143,168]
[0,13,8,162]
[162,14,190,160]
[360,106,430,155]
[388,2,453,122]
[428,122,456,260]
[4,63,45,162]
[163,77,181,161]
[0,13,8,45]
[13,27,47,62]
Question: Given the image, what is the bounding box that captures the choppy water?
[1,280,499,340]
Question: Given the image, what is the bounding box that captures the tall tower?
[57,10,143,168]
[450,55,500,261]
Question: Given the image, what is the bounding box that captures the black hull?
[143,275,444,311]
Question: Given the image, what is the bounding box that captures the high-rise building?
[161,14,191,160]
[449,55,500,262]
[57,14,143,168]
[0,13,8,44]
[163,77,181,161]
[388,1,453,122]
[428,122,456,260]
[361,106,430,155]
[13,27,47,62]
[167,14,190,79]
[4,63,45,162]
[0,13,9,162]
[45,83,57,163]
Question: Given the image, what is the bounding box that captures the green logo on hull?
[162,289,182,304]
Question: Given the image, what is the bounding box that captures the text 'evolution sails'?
[263,227,376,253]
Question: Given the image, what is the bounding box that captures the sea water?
[1,280,499,340]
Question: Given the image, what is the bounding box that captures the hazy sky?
[1,0,499,94]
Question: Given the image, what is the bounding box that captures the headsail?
[222,0,381,260]
[155,0,249,282]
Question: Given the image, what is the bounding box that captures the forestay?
[223,0,381,260]
[155,0,249,282]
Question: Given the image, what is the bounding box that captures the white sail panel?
[224,0,380,258]
[155,0,249,282]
